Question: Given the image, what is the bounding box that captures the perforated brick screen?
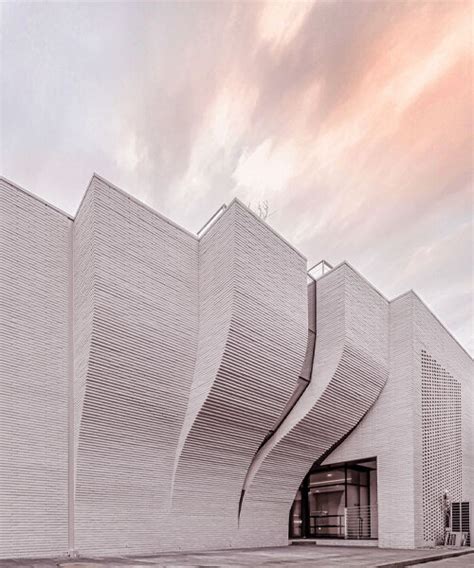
[421,350,462,543]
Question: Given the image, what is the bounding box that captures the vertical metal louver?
[451,502,470,545]
[452,502,461,532]
[462,502,471,546]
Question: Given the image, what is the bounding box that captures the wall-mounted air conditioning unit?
[446,502,470,546]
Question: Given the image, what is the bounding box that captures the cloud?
[257,0,315,52]
[1,0,472,352]
[233,138,299,199]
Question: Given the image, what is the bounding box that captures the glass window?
[309,469,345,487]
[290,459,378,540]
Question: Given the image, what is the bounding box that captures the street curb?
[376,548,474,567]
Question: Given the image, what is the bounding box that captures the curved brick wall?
[324,292,473,548]
[170,201,308,550]
[73,177,199,555]
[237,263,389,547]
[73,188,308,554]
[1,175,472,559]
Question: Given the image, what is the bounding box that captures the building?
[0,174,472,559]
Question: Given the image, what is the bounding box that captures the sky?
[1,1,473,353]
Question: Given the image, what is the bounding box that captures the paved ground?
[1,546,473,568]
[413,556,474,567]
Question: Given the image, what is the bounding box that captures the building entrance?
[290,458,378,540]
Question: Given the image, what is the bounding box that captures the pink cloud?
[1,0,472,352]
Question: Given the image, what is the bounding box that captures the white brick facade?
[73,177,200,555]
[0,180,71,557]
[237,264,389,547]
[0,175,472,558]
[324,292,473,548]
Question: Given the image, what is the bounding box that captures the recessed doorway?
[290,457,378,540]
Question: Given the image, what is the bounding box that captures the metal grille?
[421,350,462,543]
[451,502,470,545]
[345,506,378,539]
[452,502,461,531]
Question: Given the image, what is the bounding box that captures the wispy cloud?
[1,0,472,352]
[257,0,315,52]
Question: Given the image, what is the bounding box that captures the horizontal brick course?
[1,175,471,558]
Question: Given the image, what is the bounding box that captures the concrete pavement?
[0,545,473,568]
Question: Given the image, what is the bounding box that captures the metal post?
[301,475,310,538]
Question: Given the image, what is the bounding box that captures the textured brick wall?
[419,350,461,543]
[73,177,199,555]
[411,294,473,547]
[237,263,389,547]
[324,292,473,549]
[73,183,307,555]
[1,175,471,558]
[0,179,71,558]
[170,200,308,551]
[324,294,417,548]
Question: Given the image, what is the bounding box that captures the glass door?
[289,458,377,540]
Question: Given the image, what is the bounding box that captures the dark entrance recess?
[290,457,378,540]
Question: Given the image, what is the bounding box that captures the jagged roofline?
[0,175,75,220]
[0,173,305,258]
[1,173,471,359]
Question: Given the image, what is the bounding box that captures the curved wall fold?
[2,176,472,558]
[170,201,308,550]
[237,264,389,547]
[73,178,199,554]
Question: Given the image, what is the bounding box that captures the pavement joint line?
[2,547,474,567]
[375,548,474,568]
